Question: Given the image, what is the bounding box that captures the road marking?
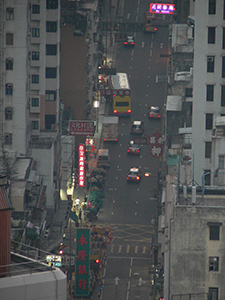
[117,169,122,171]
[127,13,130,19]
[108,188,114,191]
[130,257,133,266]
[116,176,118,180]
[141,41,145,47]
[126,245,130,253]
[136,201,138,204]
[110,245,114,253]
[143,246,146,254]
[126,291,129,300]
[135,212,137,215]
[103,268,106,277]
[150,50,152,57]
[130,66,132,69]
[134,32,136,38]
[131,49,134,56]
[138,0,140,5]
[160,43,163,48]
[128,280,130,289]
[129,268,132,277]
[134,246,138,254]
[118,245,122,253]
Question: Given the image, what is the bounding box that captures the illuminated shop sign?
[150,3,175,14]
[78,144,85,187]
[75,228,91,297]
[69,121,94,136]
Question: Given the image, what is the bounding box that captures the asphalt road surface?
[92,0,169,299]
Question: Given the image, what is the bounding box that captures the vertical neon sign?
[78,144,85,187]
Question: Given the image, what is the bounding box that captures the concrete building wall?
[170,206,225,299]
[192,0,225,184]
[0,268,67,300]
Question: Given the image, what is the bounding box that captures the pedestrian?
[79,209,82,222]
[75,197,80,210]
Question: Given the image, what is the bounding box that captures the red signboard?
[147,131,164,158]
[150,3,175,14]
[69,121,94,136]
[78,144,85,187]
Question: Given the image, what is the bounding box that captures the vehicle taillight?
[127,150,129,153]
[154,28,157,31]
[131,42,134,44]
[115,138,118,141]
[114,110,117,114]
[124,42,128,44]
[113,94,116,97]
[128,109,131,113]
[126,177,129,180]
[149,114,153,117]
[103,138,106,141]
[136,176,140,180]
[157,115,161,118]
[137,150,140,153]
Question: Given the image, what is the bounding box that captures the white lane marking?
[126,291,129,300]
[103,268,106,277]
[130,257,133,266]
[128,280,131,289]
[135,212,137,215]
[127,13,130,19]
[134,32,136,38]
[141,41,145,48]
[130,66,132,69]
[129,268,132,277]
[136,201,138,204]
[138,0,140,5]
[160,43,163,48]
[131,49,134,56]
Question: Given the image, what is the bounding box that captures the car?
[126,167,142,183]
[127,141,140,155]
[130,121,144,135]
[148,106,161,119]
[124,35,135,47]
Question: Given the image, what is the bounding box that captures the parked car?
[148,106,161,119]
[130,121,144,135]
[126,167,142,183]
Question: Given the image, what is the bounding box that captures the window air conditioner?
[207,56,214,62]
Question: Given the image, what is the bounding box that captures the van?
[97,149,110,168]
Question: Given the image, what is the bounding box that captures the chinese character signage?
[69,120,94,136]
[147,131,164,158]
[78,144,85,187]
[150,3,175,14]
[75,228,91,297]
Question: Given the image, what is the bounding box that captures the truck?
[102,116,119,142]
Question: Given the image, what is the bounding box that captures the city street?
[91,0,170,299]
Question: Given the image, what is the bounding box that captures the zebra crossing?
[108,243,153,256]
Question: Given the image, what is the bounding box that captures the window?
[206,113,213,129]
[45,115,56,129]
[223,28,225,49]
[32,28,40,38]
[207,56,215,72]
[6,58,13,70]
[221,85,225,106]
[5,107,13,120]
[209,287,218,300]
[205,142,212,158]
[208,27,216,44]
[31,75,39,84]
[46,0,58,9]
[46,44,57,55]
[185,88,193,97]
[208,0,216,14]
[222,57,225,78]
[204,169,211,186]
[31,98,39,107]
[45,90,56,101]
[32,51,39,60]
[31,121,39,130]
[32,5,40,14]
[209,225,220,240]
[6,8,14,20]
[46,21,57,32]
[4,133,12,145]
[46,67,57,78]
[209,257,219,271]
[6,33,13,45]
[5,84,13,95]
[219,156,224,169]
[206,85,214,101]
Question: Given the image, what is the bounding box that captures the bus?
[144,11,157,33]
[111,73,131,116]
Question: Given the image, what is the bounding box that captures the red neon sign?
[150,3,175,14]
[78,144,85,187]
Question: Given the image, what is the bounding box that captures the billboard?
[75,228,91,297]
[150,3,175,14]
[69,120,94,136]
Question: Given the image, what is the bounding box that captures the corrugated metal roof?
[0,187,12,211]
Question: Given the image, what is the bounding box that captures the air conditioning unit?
[207,56,214,62]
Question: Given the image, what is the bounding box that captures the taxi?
[126,167,142,183]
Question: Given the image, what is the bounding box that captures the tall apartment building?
[192,1,225,186]
[0,0,61,208]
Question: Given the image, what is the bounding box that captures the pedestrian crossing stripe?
[109,244,152,255]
